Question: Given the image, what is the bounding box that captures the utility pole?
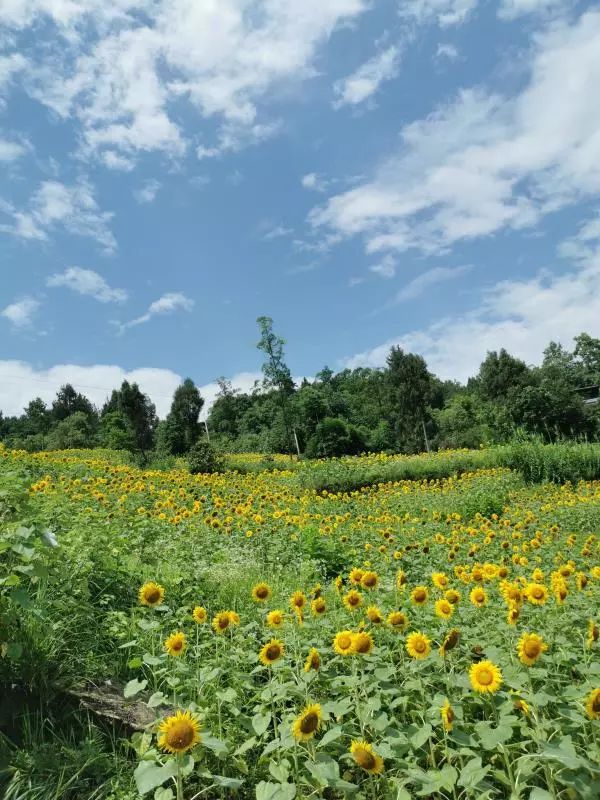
[203,420,210,441]
[421,418,430,453]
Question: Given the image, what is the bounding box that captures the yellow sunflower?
[506,603,520,625]
[432,572,449,590]
[259,638,284,666]
[138,581,165,607]
[352,631,374,655]
[311,597,326,616]
[525,582,548,605]
[434,598,454,620]
[517,632,548,666]
[212,611,231,634]
[266,609,285,628]
[158,710,201,753]
[228,610,240,626]
[469,660,503,693]
[469,586,487,607]
[333,630,355,656]
[164,631,187,657]
[366,605,384,624]
[343,589,363,611]
[349,567,364,585]
[251,582,271,603]
[512,696,530,716]
[587,620,599,649]
[304,647,320,672]
[292,703,322,741]
[387,611,408,631]
[350,740,384,774]
[439,628,460,657]
[290,591,307,611]
[440,700,454,732]
[396,570,407,591]
[406,631,431,660]
[585,688,600,720]
[445,589,461,605]
[360,570,379,590]
[410,586,429,605]
[192,605,207,624]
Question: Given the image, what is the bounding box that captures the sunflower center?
[145,588,160,604]
[477,668,493,685]
[524,641,541,659]
[355,636,370,653]
[300,712,319,734]
[531,587,544,599]
[256,587,268,599]
[414,639,426,653]
[218,616,229,629]
[593,695,600,713]
[338,634,352,649]
[355,749,376,770]
[414,590,426,602]
[266,645,281,660]
[446,707,455,723]
[166,721,195,750]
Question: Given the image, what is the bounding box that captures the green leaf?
[134,760,177,796]
[269,761,290,783]
[148,691,168,708]
[458,757,491,790]
[124,678,148,698]
[128,657,143,669]
[529,789,554,800]
[318,726,343,748]
[255,781,296,800]
[144,653,164,666]
[202,735,229,757]
[252,711,272,737]
[234,737,257,756]
[9,588,32,609]
[217,687,238,703]
[409,723,432,750]
[475,721,513,750]
[306,756,339,786]
[154,788,174,800]
[212,775,244,789]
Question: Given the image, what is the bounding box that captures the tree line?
[1,320,599,461]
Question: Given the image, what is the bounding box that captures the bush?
[305,417,365,459]
[187,440,224,474]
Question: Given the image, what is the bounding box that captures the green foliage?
[305,417,365,459]
[161,379,204,455]
[187,440,224,474]
[46,412,95,450]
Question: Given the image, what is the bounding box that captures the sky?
[1,0,600,418]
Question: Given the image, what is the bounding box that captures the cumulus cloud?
[118,292,194,332]
[2,0,368,167]
[0,137,26,161]
[498,0,570,20]
[133,179,161,204]
[333,45,400,108]
[310,11,600,258]
[394,264,471,301]
[1,297,40,328]
[399,0,478,27]
[0,180,116,252]
[46,267,127,303]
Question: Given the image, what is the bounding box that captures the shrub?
[187,440,224,474]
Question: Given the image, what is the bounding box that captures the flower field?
[1,445,599,799]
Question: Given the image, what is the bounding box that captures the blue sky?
[1,0,600,417]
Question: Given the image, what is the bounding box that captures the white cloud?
[1,296,40,328]
[395,264,471,301]
[0,179,116,252]
[5,0,367,167]
[333,45,400,108]
[0,137,26,161]
[0,52,26,97]
[47,266,127,303]
[344,243,600,382]
[263,225,294,241]
[436,43,459,60]
[310,11,600,257]
[369,254,397,278]
[399,0,478,27]
[101,151,136,171]
[498,0,570,20]
[119,291,194,331]
[301,173,329,192]
[133,179,161,204]
[197,372,262,421]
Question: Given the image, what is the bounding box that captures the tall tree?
[22,398,51,436]
[51,384,96,422]
[256,316,297,454]
[385,346,434,453]
[162,378,204,455]
[102,381,157,462]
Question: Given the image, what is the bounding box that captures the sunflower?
[350,740,384,774]
[439,628,460,657]
[512,696,530,716]
[304,647,320,672]
[259,638,284,666]
[212,611,231,634]
[432,572,449,590]
[138,581,165,607]
[349,567,364,585]
[192,605,207,624]
[292,703,322,741]
[577,572,588,591]
[311,597,326,616]
[585,688,600,720]
[406,631,431,660]
[440,700,454,732]
[290,591,307,611]
[525,583,548,605]
[517,632,548,666]
[506,603,520,625]
[164,631,187,657]
[587,620,599,649]
[410,586,429,605]
[360,571,379,590]
[445,589,460,605]
[266,609,285,628]
[251,582,271,603]
[387,611,408,631]
[396,570,407,591]
[469,660,503,693]
[469,586,487,607]
[352,631,374,655]
[366,605,384,624]
[434,598,454,620]
[333,630,355,656]
[158,710,201,754]
[228,610,240,626]
[343,589,363,611]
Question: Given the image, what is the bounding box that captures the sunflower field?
[1,444,599,800]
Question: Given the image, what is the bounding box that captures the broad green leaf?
[134,760,177,796]
[255,781,296,800]
[124,678,148,698]
[252,711,272,736]
[148,691,168,708]
[458,757,491,790]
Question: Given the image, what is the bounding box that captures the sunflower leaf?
[124,678,148,698]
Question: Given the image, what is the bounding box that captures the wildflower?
[387,611,408,631]
[410,586,429,605]
[432,572,449,590]
[360,570,379,590]
[158,710,201,753]
[266,609,285,628]
[587,620,599,649]
[440,700,454,731]
[366,605,384,624]
[352,631,374,655]
[349,568,364,585]
[333,630,354,656]
[290,591,307,611]
[251,582,271,602]
[304,648,320,672]
[164,631,187,657]
[525,583,548,605]
[192,606,207,624]
[469,660,503,693]
[506,604,520,625]
[350,740,384,774]
[435,598,454,620]
[445,589,460,605]
[259,639,284,666]
[292,703,322,741]
[138,582,164,607]
[406,631,431,660]
[469,586,487,608]
[311,597,326,616]
[212,611,231,634]
[517,632,548,666]
[343,589,363,611]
